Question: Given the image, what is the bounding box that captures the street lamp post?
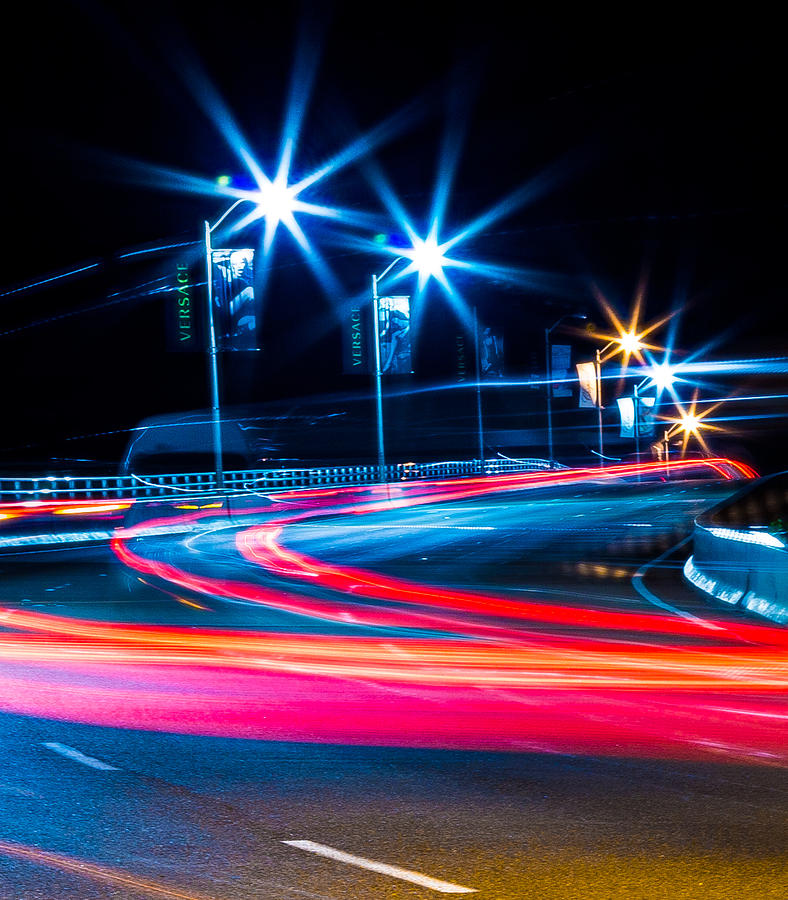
[545,313,587,467]
[592,333,644,468]
[663,426,672,479]
[473,306,485,473]
[203,197,262,492]
[204,219,225,491]
[370,257,405,483]
[595,346,606,468]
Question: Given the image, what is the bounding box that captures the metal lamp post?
[545,313,587,467]
[473,306,485,473]
[203,197,260,491]
[594,345,609,468]
[592,335,644,468]
[663,426,674,479]
[370,257,405,482]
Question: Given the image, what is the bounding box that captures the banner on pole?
[342,302,371,374]
[551,344,571,397]
[576,361,598,408]
[378,296,412,374]
[480,326,505,378]
[211,249,259,351]
[617,395,657,438]
[617,397,636,437]
[166,260,203,352]
[637,395,657,437]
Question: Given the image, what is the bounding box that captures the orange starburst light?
[664,391,724,456]
[590,281,674,370]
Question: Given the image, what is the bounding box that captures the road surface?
[1,473,786,898]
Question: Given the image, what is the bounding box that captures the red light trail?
[2,459,785,765]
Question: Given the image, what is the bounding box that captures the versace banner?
[342,302,371,374]
[378,296,412,374]
[211,248,259,351]
[166,259,203,352]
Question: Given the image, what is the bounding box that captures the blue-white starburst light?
[397,222,462,292]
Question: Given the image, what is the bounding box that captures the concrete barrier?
[685,473,788,625]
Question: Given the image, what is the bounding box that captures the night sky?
[1,4,784,472]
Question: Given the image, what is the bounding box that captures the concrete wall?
[685,521,788,625]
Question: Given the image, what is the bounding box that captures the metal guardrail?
[0,457,555,502]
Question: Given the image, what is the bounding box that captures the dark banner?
[378,296,412,374]
[342,302,371,374]
[480,325,504,378]
[211,249,259,351]
[166,260,203,352]
[637,395,657,437]
[550,343,572,397]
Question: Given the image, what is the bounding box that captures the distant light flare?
[359,130,582,333]
[396,223,457,292]
[591,285,676,371]
[619,330,643,355]
[664,391,726,456]
[96,28,432,305]
[640,356,683,403]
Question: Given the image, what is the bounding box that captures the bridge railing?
[0,457,556,502]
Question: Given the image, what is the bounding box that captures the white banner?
[618,395,657,438]
[576,361,598,408]
[617,397,635,437]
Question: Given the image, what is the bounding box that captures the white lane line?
[631,535,722,629]
[42,742,119,771]
[282,840,477,894]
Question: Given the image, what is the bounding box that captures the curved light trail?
[2,459,786,765]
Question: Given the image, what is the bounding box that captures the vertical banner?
[617,395,657,438]
[576,361,598,408]
[378,296,412,374]
[550,344,571,397]
[480,326,505,378]
[342,302,370,374]
[617,397,635,437]
[455,333,468,382]
[167,260,203,352]
[211,249,258,351]
[637,396,657,437]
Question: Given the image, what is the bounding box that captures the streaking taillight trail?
[3,458,785,764]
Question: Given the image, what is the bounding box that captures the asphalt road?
[1,477,787,898]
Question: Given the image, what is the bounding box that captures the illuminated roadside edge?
[684,556,788,626]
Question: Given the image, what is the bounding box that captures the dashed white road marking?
[282,840,477,893]
[42,742,119,771]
